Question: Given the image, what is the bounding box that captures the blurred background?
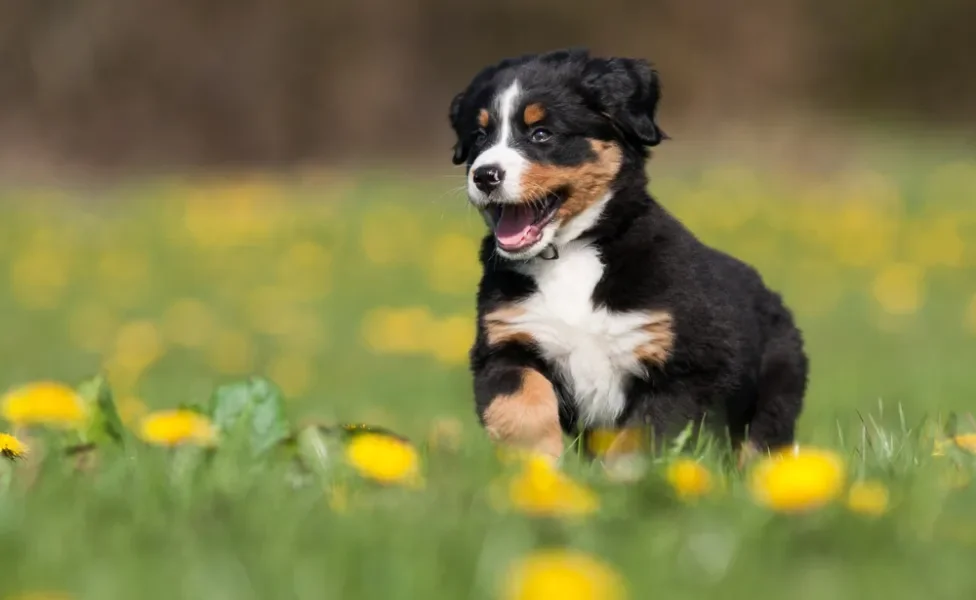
[2,0,975,169]
[0,0,974,441]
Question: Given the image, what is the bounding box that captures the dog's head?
[449,48,666,261]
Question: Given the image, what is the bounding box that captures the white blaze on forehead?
[494,80,520,147]
[467,80,527,205]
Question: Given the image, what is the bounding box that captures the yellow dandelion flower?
[360,306,435,356]
[138,410,218,447]
[933,433,976,456]
[345,433,421,486]
[425,233,480,295]
[846,480,889,517]
[588,428,651,483]
[503,549,628,600]
[904,216,965,268]
[112,320,165,373]
[871,263,925,316]
[10,247,70,310]
[182,179,281,248]
[831,202,899,268]
[585,428,647,457]
[666,459,713,501]
[506,456,599,517]
[0,433,28,459]
[748,446,846,513]
[426,314,475,366]
[957,434,976,453]
[586,429,620,457]
[1,382,88,429]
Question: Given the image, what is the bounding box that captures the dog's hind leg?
[745,300,808,460]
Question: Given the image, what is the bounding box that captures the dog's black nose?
[472,165,504,193]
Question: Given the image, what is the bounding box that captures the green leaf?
[77,374,126,447]
[208,376,290,457]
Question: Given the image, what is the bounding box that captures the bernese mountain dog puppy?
[448,48,808,463]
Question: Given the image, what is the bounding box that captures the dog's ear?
[581,57,666,147]
[449,91,470,165]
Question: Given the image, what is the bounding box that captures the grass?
[0,154,975,599]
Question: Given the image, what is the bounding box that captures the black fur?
[450,49,808,455]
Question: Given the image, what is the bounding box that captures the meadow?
[0,148,975,599]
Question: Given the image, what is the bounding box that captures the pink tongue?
[494,204,537,247]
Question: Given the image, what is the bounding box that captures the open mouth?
[484,190,565,252]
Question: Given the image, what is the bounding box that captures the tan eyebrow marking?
[523,103,546,126]
[477,109,490,128]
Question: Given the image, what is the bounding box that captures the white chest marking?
[500,243,673,427]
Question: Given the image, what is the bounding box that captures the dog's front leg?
[474,362,564,460]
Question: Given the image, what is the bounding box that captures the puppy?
[448,49,808,462]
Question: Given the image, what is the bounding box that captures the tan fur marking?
[523,103,546,126]
[477,109,490,129]
[519,139,622,222]
[634,311,675,366]
[483,369,563,458]
[484,306,535,347]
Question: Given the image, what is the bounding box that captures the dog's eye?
[473,129,488,145]
[529,128,552,143]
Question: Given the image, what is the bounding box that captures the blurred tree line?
[0,0,973,169]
